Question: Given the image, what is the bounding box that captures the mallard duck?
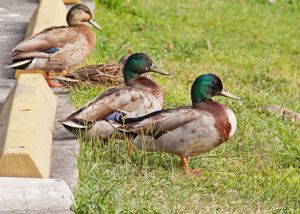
[60,53,169,142]
[114,73,239,174]
[7,4,101,87]
[54,54,131,87]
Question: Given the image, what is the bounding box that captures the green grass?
[70,0,300,213]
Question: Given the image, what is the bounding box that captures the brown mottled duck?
[8,4,101,87]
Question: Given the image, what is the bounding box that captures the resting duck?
[115,73,239,174]
[60,53,169,143]
[8,4,101,87]
[55,54,131,87]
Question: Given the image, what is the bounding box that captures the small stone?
[166,43,174,51]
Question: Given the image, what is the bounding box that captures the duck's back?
[63,63,123,85]
[11,25,96,71]
[66,85,162,122]
[13,26,78,53]
[131,101,237,157]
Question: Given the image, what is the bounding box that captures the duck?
[60,53,169,145]
[7,4,101,87]
[113,73,239,174]
[54,54,131,87]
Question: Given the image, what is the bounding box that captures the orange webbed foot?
[45,71,62,88]
[181,156,202,175]
[46,78,63,88]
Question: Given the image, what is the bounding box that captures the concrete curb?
[0,0,83,212]
[0,177,74,213]
[0,74,57,178]
[3,0,69,177]
[25,0,67,39]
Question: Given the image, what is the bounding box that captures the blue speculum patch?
[106,111,124,122]
[43,47,60,54]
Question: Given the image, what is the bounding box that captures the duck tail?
[60,119,93,136]
[6,59,32,69]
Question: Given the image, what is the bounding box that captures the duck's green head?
[67,4,101,30]
[191,73,240,105]
[123,53,169,83]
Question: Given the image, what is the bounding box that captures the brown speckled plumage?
[8,4,99,72]
[57,54,131,87]
[60,63,123,86]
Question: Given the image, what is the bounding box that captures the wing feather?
[121,108,203,135]
[12,51,49,60]
[62,86,162,122]
[12,26,78,53]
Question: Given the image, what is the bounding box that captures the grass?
[69,0,300,213]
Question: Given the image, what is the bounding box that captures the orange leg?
[45,71,62,88]
[128,142,133,158]
[181,156,201,175]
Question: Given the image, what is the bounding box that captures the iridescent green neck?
[191,75,213,105]
[123,60,143,84]
[123,68,140,84]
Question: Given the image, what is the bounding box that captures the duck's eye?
[212,79,218,85]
